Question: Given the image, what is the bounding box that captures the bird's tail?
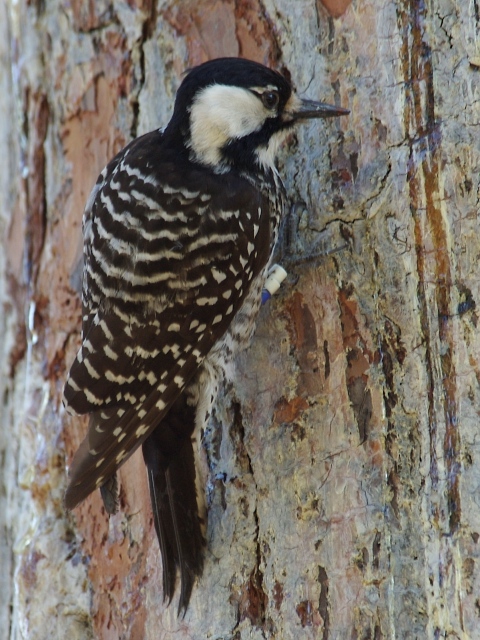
[142,399,205,614]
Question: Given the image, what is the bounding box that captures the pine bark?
[1,1,479,638]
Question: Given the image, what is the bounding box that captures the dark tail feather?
[147,466,176,601]
[143,417,205,613]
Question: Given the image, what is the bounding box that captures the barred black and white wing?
[63,129,274,510]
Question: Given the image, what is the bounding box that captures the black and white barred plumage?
[63,57,348,612]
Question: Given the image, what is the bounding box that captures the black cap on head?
[173,58,292,116]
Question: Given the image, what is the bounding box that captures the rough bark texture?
[1,1,479,638]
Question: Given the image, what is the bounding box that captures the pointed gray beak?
[292,98,349,120]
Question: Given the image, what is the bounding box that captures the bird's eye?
[261,90,280,110]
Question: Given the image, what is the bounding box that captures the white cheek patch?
[255,128,291,170]
[188,84,273,166]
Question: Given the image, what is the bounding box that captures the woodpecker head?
[165,58,349,172]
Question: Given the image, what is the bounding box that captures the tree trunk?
[1,1,479,638]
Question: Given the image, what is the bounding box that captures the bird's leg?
[274,201,349,269]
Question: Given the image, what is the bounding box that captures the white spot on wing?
[211,268,227,283]
[104,345,118,360]
[147,371,157,385]
[136,424,149,437]
[99,319,114,341]
[84,389,103,406]
[66,378,80,392]
[197,296,218,306]
[105,371,135,384]
[116,450,127,463]
[83,358,100,380]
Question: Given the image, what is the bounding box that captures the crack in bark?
[318,566,330,640]
[398,0,461,535]
[24,91,49,292]
[337,286,373,443]
[362,162,392,211]
[129,3,158,140]
[379,320,406,520]
[229,401,270,637]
